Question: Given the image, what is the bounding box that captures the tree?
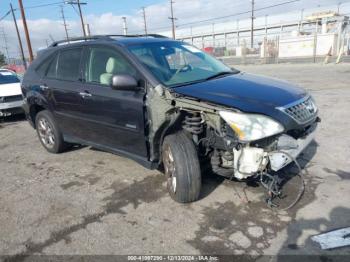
[0,51,6,67]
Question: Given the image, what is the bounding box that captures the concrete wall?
[278,33,338,58]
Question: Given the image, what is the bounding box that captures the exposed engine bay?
[146,84,319,209]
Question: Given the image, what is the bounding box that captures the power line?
[67,0,87,37]
[176,0,301,28]
[0,11,11,22]
[133,0,259,34]
[1,1,63,23]
[18,1,63,11]
[66,2,80,16]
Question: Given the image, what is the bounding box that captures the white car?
[0,69,24,117]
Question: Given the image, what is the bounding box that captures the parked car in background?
[1,65,26,75]
[21,35,319,203]
[0,69,24,118]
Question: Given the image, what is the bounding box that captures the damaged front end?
[146,83,319,208]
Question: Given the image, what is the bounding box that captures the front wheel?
[162,132,201,203]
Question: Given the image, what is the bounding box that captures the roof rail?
[49,34,169,47]
[49,35,111,47]
[106,34,169,38]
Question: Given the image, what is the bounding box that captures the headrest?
[106,57,119,74]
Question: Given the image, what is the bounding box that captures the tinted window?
[57,48,82,81]
[0,71,20,84]
[85,46,136,86]
[46,54,58,78]
[36,54,55,77]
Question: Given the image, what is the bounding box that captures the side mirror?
[111,74,139,91]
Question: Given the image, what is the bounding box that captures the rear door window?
[46,54,58,79]
[57,48,82,81]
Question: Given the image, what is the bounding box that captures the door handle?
[79,91,92,98]
[40,84,49,91]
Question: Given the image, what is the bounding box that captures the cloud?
[0,0,349,59]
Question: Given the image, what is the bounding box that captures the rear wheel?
[35,110,69,153]
[162,131,201,203]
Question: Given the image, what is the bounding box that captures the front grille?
[278,96,317,124]
[3,95,23,103]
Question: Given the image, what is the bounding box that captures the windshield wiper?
[206,71,237,81]
[168,70,240,88]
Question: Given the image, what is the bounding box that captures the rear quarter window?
[36,53,57,77]
[46,55,58,79]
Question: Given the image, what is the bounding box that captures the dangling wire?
[263,150,306,211]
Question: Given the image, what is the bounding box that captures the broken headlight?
[219,111,284,142]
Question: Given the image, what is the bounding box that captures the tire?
[35,110,68,153]
[162,131,201,203]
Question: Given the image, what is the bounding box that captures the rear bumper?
[0,100,24,117]
[269,126,317,171]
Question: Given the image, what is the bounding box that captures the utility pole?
[122,17,128,35]
[236,19,240,46]
[169,0,177,39]
[66,0,87,37]
[0,28,10,62]
[212,23,215,47]
[49,34,55,42]
[18,0,34,62]
[84,24,91,36]
[301,8,304,22]
[142,7,148,36]
[337,2,342,14]
[60,6,69,41]
[77,0,86,37]
[250,0,255,48]
[299,8,304,31]
[10,3,27,69]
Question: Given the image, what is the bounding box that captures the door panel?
[40,47,90,139]
[79,84,147,157]
[79,45,148,158]
[42,78,84,137]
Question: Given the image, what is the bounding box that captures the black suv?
[22,35,319,203]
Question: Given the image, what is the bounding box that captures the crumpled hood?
[173,73,307,111]
[0,83,22,97]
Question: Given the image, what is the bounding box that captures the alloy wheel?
[163,145,177,193]
[37,118,55,149]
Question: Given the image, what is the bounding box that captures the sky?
[1,0,350,59]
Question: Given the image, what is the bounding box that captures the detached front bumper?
[0,100,24,117]
[269,125,317,171]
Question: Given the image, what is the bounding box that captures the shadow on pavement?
[276,206,350,261]
[0,114,26,127]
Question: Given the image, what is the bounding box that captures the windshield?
[128,41,238,87]
[0,71,20,85]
